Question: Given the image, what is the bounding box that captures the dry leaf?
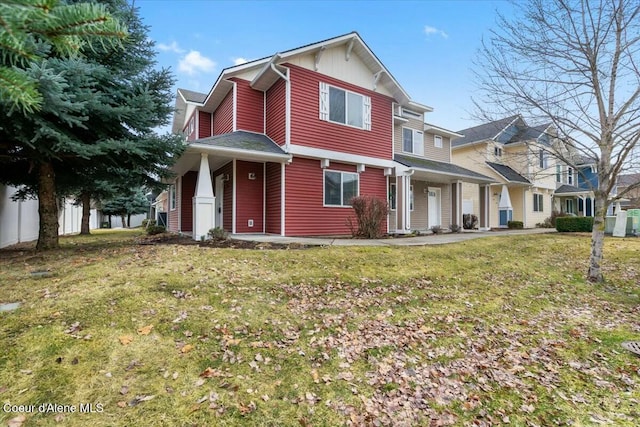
[117,401,127,408]
[137,325,153,335]
[119,335,133,345]
[120,386,129,395]
[311,369,320,383]
[7,415,26,427]
[181,344,194,353]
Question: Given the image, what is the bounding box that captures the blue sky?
[137,0,515,133]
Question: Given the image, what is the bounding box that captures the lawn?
[1,229,639,426]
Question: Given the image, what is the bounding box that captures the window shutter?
[363,96,371,131]
[414,130,424,155]
[319,82,329,121]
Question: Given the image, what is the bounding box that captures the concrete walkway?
[230,228,555,247]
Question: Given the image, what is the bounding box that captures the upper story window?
[539,149,548,168]
[567,167,574,185]
[556,164,562,183]
[434,135,443,148]
[324,170,359,207]
[494,146,503,157]
[319,82,371,130]
[186,116,195,136]
[403,128,424,155]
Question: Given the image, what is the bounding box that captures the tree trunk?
[120,214,126,228]
[588,194,607,283]
[36,162,59,251]
[127,213,131,228]
[80,192,91,235]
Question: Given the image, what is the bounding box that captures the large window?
[434,135,443,148]
[389,182,396,210]
[403,128,424,155]
[556,165,562,183]
[324,171,359,207]
[539,149,547,168]
[533,193,544,212]
[319,83,371,130]
[566,199,575,214]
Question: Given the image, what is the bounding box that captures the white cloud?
[232,57,248,65]
[424,25,448,39]
[178,51,216,75]
[157,41,185,54]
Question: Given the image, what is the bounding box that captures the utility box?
[627,209,640,233]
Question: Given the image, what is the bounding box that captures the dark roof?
[554,184,590,195]
[178,88,207,103]
[509,124,550,144]
[486,162,530,184]
[192,131,286,155]
[394,154,493,181]
[453,116,519,147]
[618,173,640,187]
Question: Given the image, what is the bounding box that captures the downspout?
[270,63,290,152]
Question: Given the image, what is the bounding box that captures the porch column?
[452,180,463,228]
[403,174,413,230]
[192,153,215,241]
[479,184,490,230]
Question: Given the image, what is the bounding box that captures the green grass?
[1,229,639,425]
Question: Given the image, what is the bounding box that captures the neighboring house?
[169,32,494,239]
[617,173,640,210]
[452,116,559,228]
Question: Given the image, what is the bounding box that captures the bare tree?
[474,0,640,282]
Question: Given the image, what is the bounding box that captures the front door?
[215,175,224,228]
[428,187,441,227]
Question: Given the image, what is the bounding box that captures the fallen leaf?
[71,357,79,365]
[120,386,129,395]
[200,367,223,378]
[172,371,179,380]
[311,369,320,383]
[195,378,205,387]
[54,414,65,422]
[261,394,269,401]
[8,415,26,427]
[181,344,194,353]
[137,325,153,335]
[117,401,127,408]
[119,335,133,345]
[20,369,32,375]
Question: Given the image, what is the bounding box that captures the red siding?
[232,78,264,133]
[214,163,233,232]
[288,64,393,159]
[284,157,387,236]
[198,110,212,138]
[235,161,264,233]
[180,171,197,232]
[168,178,180,232]
[265,78,286,145]
[213,89,233,135]
[265,162,281,234]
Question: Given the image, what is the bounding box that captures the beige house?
[451,116,559,228]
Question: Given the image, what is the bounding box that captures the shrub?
[463,214,478,230]
[142,219,156,228]
[449,224,461,233]
[556,216,594,232]
[430,225,443,234]
[208,227,228,240]
[146,225,165,235]
[347,196,389,239]
[507,221,523,229]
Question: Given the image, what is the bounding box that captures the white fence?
[1,185,103,248]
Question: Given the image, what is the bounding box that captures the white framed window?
[319,83,371,130]
[566,199,575,214]
[434,135,443,148]
[533,193,544,212]
[324,170,359,207]
[402,127,424,155]
[556,165,562,183]
[389,182,396,210]
[494,146,503,157]
[567,167,574,185]
[169,184,176,210]
[410,185,414,211]
[539,149,548,168]
[188,116,195,135]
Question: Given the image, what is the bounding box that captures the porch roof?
[554,184,593,197]
[394,154,494,183]
[194,131,287,155]
[486,162,530,184]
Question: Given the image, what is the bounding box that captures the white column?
[280,162,286,236]
[192,153,215,241]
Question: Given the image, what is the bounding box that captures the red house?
[168,33,493,239]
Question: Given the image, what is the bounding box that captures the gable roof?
[618,173,640,187]
[453,115,552,148]
[179,88,207,104]
[173,32,432,133]
[394,154,494,183]
[486,162,530,184]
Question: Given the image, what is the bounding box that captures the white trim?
[427,186,442,228]
[210,111,213,136]
[389,182,397,211]
[288,144,396,169]
[187,143,291,163]
[263,162,266,233]
[401,127,424,156]
[232,82,237,132]
[232,159,237,234]
[263,91,266,134]
[423,123,463,138]
[323,169,360,208]
[280,162,286,236]
[195,110,199,139]
[177,176,182,232]
[321,83,370,131]
[434,134,443,148]
[169,184,176,211]
[285,67,291,151]
[409,184,414,212]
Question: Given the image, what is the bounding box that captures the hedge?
[555,216,594,232]
[507,221,523,229]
